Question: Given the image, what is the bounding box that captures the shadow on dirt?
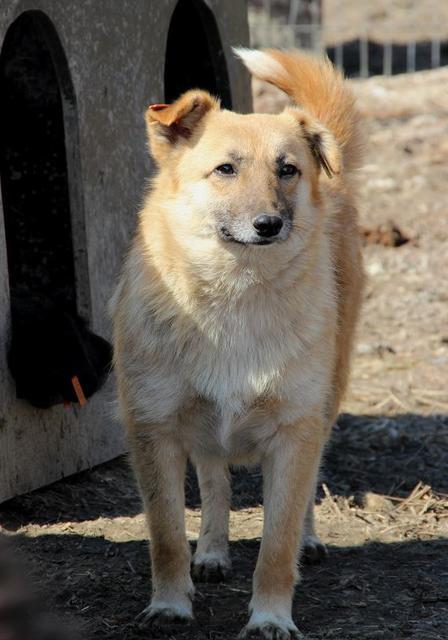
[325,412,448,497]
[2,532,447,640]
[1,413,447,530]
[1,412,447,638]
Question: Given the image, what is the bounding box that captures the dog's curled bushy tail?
[234,47,363,175]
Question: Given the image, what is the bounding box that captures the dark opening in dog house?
[165,0,232,108]
[0,11,80,314]
[0,11,109,410]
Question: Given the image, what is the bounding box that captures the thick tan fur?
[240,48,365,424]
[251,48,363,174]
[112,48,364,638]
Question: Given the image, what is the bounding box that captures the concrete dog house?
[0,0,251,502]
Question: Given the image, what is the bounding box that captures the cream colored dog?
[112,48,364,639]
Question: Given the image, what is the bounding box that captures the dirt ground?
[323,0,448,45]
[1,68,448,639]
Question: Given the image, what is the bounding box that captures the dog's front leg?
[240,419,325,640]
[128,423,194,624]
[191,455,231,582]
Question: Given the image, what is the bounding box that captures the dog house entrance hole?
[0,11,80,314]
[165,0,232,108]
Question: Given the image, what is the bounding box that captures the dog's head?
[145,90,340,257]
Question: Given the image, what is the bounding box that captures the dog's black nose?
[253,214,283,237]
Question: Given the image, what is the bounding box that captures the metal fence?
[248,0,448,77]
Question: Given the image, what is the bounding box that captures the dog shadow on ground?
[2,532,447,640]
[1,411,447,638]
[1,412,447,530]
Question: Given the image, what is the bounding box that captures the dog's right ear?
[145,90,220,164]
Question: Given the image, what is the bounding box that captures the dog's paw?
[238,613,304,640]
[238,622,304,640]
[301,534,328,564]
[137,600,193,627]
[192,551,231,583]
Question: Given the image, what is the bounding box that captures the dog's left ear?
[289,110,341,178]
[145,90,220,164]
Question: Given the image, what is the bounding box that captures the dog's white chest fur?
[188,295,287,408]
[175,253,335,452]
[181,281,318,450]
[190,326,282,448]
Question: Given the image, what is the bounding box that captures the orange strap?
[71,375,87,406]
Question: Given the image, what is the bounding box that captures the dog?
[112,48,364,639]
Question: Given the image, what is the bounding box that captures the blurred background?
[249,0,448,76]
[248,0,448,421]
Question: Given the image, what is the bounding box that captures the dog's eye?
[279,164,299,178]
[215,163,235,176]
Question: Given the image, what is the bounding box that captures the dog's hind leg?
[128,423,194,624]
[191,455,231,582]
[301,484,328,564]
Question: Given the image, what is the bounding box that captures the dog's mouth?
[218,226,276,246]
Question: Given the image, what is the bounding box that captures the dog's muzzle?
[218,213,288,246]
